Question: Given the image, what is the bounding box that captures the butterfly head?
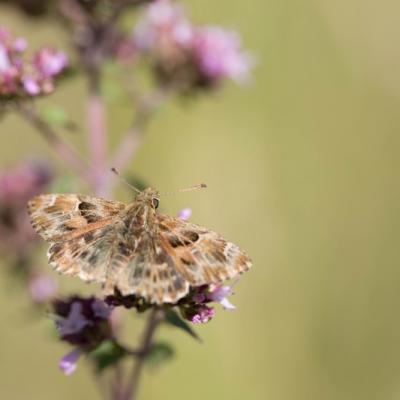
[136,188,160,210]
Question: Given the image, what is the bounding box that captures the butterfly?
[28,188,252,304]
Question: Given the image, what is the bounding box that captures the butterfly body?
[28,190,251,304]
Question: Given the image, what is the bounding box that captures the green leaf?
[89,341,127,373]
[145,342,175,368]
[164,309,201,342]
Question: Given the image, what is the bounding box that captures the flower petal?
[59,349,81,376]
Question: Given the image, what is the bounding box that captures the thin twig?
[17,103,92,183]
[123,308,165,400]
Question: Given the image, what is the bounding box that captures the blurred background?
[1,0,400,399]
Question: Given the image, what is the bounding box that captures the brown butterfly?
[27,188,252,304]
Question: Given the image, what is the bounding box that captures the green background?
[1,1,400,399]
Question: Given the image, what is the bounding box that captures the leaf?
[89,340,127,373]
[145,342,175,368]
[164,309,201,342]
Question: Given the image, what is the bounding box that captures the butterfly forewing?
[28,194,126,241]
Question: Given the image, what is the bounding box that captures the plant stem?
[18,103,91,183]
[122,308,165,400]
[87,88,109,196]
[110,86,172,174]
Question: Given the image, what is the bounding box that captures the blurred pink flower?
[134,0,193,50]
[33,48,68,78]
[134,0,252,89]
[193,27,252,84]
[0,26,68,97]
[177,207,192,220]
[28,273,58,303]
[0,159,52,254]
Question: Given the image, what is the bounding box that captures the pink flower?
[190,304,215,324]
[22,76,40,95]
[177,207,192,220]
[134,1,252,89]
[28,273,58,303]
[59,349,81,376]
[0,159,52,255]
[0,26,68,97]
[207,285,236,310]
[33,48,68,78]
[193,27,252,83]
[0,43,11,73]
[134,0,193,50]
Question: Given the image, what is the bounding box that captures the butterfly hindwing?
[47,223,117,283]
[156,214,252,286]
[103,231,190,304]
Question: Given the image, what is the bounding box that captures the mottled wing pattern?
[28,194,126,242]
[47,224,117,282]
[28,193,251,305]
[28,194,126,283]
[156,214,252,287]
[103,224,190,304]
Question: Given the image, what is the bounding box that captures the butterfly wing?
[28,194,127,283]
[28,194,126,241]
[156,214,252,286]
[47,223,117,282]
[103,232,190,304]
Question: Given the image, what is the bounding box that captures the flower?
[28,273,58,303]
[33,48,68,79]
[53,296,113,348]
[59,348,81,376]
[0,159,52,255]
[187,304,215,324]
[0,26,68,98]
[207,285,236,310]
[133,0,252,89]
[179,284,236,323]
[177,207,192,220]
[193,27,252,84]
[53,297,116,376]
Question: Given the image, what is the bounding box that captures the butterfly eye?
[152,197,160,209]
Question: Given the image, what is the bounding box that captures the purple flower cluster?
[179,284,236,324]
[53,296,113,375]
[0,27,68,98]
[0,159,52,254]
[133,0,252,88]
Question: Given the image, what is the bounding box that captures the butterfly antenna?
[161,183,207,196]
[110,168,142,194]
